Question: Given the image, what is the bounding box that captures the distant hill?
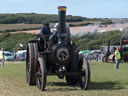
[0,13,87,24]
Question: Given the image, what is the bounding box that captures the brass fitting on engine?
[58,6,67,11]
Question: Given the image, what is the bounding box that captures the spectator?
[0,51,5,67]
[115,47,121,69]
[14,52,16,61]
[96,54,99,62]
[2,52,5,67]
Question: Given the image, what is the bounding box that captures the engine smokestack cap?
[58,6,67,11]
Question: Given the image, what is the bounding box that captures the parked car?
[15,50,26,61]
[3,51,14,61]
[16,54,26,61]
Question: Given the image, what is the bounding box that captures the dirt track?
[18,24,128,36]
[21,30,40,34]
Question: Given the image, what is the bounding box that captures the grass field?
[0,62,128,96]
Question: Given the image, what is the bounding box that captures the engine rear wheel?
[33,42,38,67]
[102,56,105,62]
[26,43,36,85]
[79,56,90,90]
[36,57,47,91]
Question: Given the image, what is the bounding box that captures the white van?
[16,50,27,55]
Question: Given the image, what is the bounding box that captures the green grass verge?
[0,62,128,96]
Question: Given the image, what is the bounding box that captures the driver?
[40,23,51,36]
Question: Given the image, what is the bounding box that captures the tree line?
[0,30,123,51]
[0,13,86,24]
[72,30,122,50]
[0,33,35,51]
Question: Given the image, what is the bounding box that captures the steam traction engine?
[26,6,90,91]
[102,38,128,63]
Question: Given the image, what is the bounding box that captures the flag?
[20,43,23,47]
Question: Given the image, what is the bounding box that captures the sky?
[0,0,128,18]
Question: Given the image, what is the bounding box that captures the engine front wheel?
[36,57,47,91]
[79,56,90,90]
